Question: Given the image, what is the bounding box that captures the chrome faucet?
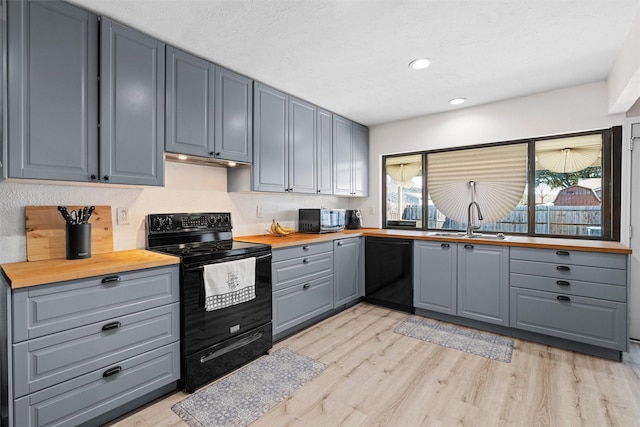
[466,201,484,236]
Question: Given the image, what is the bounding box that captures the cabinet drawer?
[272,241,333,262]
[510,273,626,302]
[272,251,333,291]
[13,303,179,398]
[510,247,627,269]
[510,259,626,286]
[273,276,333,335]
[510,288,626,350]
[13,342,180,427]
[12,266,179,341]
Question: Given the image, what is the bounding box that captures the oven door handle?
[183,252,272,271]
[200,331,265,364]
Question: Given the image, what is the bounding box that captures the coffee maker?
[345,209,362,229]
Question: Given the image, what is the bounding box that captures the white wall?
[0,161,347,264]
[353,81,627,227]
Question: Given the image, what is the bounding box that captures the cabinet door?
[316,108,333,194]
[8,0,98,181]
[253,83,288,192]
[333,115,353,195]
[0,1,5,182]
[334,237,362,306]
[214,67,253,163]
[414,241,457,315]
[100,18,164,186]
[352,123,369,196]
[289,97,316,193]
[458,243,509,326]
[165,46,214,157]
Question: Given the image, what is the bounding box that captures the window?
[382,127,621,240]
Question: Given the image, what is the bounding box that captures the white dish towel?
[203,257,256,311]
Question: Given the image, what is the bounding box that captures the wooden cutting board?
[25,205,114,261]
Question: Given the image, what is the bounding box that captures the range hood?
[164,152,250,169]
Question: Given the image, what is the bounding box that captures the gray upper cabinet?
[165,48,252,164]
[353,123,369,196]
[316,108,333,194]
[165,46,215,158]
[457,243,509,326]
[253,83,288,192]
[100,18,165,186]
[288,97,316,193]
[414,240,457,315]
[0,0,6,183]
[253,83,318,193]
[8,0,99,182]
[214,67,253,163]
[333,115,369,196]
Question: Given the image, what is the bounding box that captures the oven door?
[181,251,272,356]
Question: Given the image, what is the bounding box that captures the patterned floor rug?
[394,317,514,362]
[172,348,326,427]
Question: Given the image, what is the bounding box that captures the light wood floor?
[107,303,640,427]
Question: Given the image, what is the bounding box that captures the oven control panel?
[147,213,232,232]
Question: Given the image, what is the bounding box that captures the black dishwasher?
[365,237,414,313]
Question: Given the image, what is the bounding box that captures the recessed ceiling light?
[408,58,431,70]
[177,154,188,160]
[449,98,466,105]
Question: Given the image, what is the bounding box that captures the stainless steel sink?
[425,232,467,237]
[464,233,511,240]
[425,231,511,240]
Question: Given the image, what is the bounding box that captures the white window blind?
[427,144,528,224]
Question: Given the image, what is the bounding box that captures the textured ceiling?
[68,0,640,126]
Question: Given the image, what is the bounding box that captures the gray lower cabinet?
[334,237,364,306]
[100,18,165,186]
[5,265,180,426]
[413,240,508,325]
[509,247,628,351]
[272,242,334,337]
[457,243,509,326]
[8,0,99,182]
[8,1,164,186]
[413,241,457,315]
[333,115,369,197]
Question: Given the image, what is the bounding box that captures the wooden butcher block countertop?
[237,228,631,254]
[1,250,179,289]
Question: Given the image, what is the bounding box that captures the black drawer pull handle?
[557,295,571,302]
[302,258,310,264]
[102,321,121,331]
[101,276,121,284]
[556,250,570,256]
[464,244,474,249]
[102,366,122,378]
[556,280,570,286]
[556,266,570,271]
[303,283,311,289]
[441,243,450,248]
[302,246,310,251]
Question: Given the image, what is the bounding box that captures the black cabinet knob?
[90,174,97,180]
[441,243,450,248]
[103,175,109,181]
[464,244,474,249]
[303,283,311,289]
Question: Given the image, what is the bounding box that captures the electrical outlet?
[256,206,263,218]
[117,207,130,225]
